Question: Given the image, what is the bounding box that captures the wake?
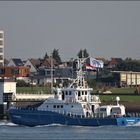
[0,121,18,126]
[35,123,67,127]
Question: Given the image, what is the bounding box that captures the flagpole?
[51,54,53,93]
[96,67,99,86]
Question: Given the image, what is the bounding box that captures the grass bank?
[17,86,51,94]
[94,87,135,94]
[100,95,140,103]
[110,87,135,94]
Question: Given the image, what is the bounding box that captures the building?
[0,79,16,119]
[7,58,24,67]
[120,71,140,86]
[0,30,4,66]
[0,66,30,79]
[112,71,140,86]
[108,58,123,69]
[33,67,75,86]
[24,59,38,74]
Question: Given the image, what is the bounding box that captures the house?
[24,59,39,74]
[40,58,57,68]
[7,58,24,67]
[0,66,30,79]
[32,67,75,86]
[108,58,123,69]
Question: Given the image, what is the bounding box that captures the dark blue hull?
[8,108,140,127]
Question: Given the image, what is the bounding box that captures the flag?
[85,64,97,71]
[89,57,104,68]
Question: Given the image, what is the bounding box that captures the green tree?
[52,49,62,64]
[77,49,89,58]
[114,58,140,72]
[43,51,49,60]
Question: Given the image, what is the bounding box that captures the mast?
[51,54,53,93]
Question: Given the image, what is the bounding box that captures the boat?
[8,57,140,127]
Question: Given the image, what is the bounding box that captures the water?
[1,121,140,140]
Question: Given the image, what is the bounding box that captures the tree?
[113,59,140,72]
[77,49,89,58]
[43,51,49,60]
[83,49,89,58]
[52,49,62,64]
[16,80,29,87]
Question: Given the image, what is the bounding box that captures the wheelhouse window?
[78,91,80,96]
[69,91,72,95]
[100,108,106,112]
[65,91,68,95]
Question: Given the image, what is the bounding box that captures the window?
[65,91,68,95]
[0,69,5,74]
[11,69,19,75]
[57,105,59,108]
[0,55,3,60]
[0,33,3,38]
[82,91,84,95]
[69,91,72,95]
[0,48,3,53]
[53,105,56,108]
[78,91,80,96]
[47,71,50,75]
[3,93,12,102]
[0,40,3,45]
[71,105,73,108]
[100,108,106,111]
[85,91,87,95]
[61,105,63,108]
[27,65,31,68]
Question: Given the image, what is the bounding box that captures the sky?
[0,1,140,61]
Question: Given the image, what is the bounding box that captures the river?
[0,121,140,140]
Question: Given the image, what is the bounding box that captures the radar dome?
[116,96,120,101]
